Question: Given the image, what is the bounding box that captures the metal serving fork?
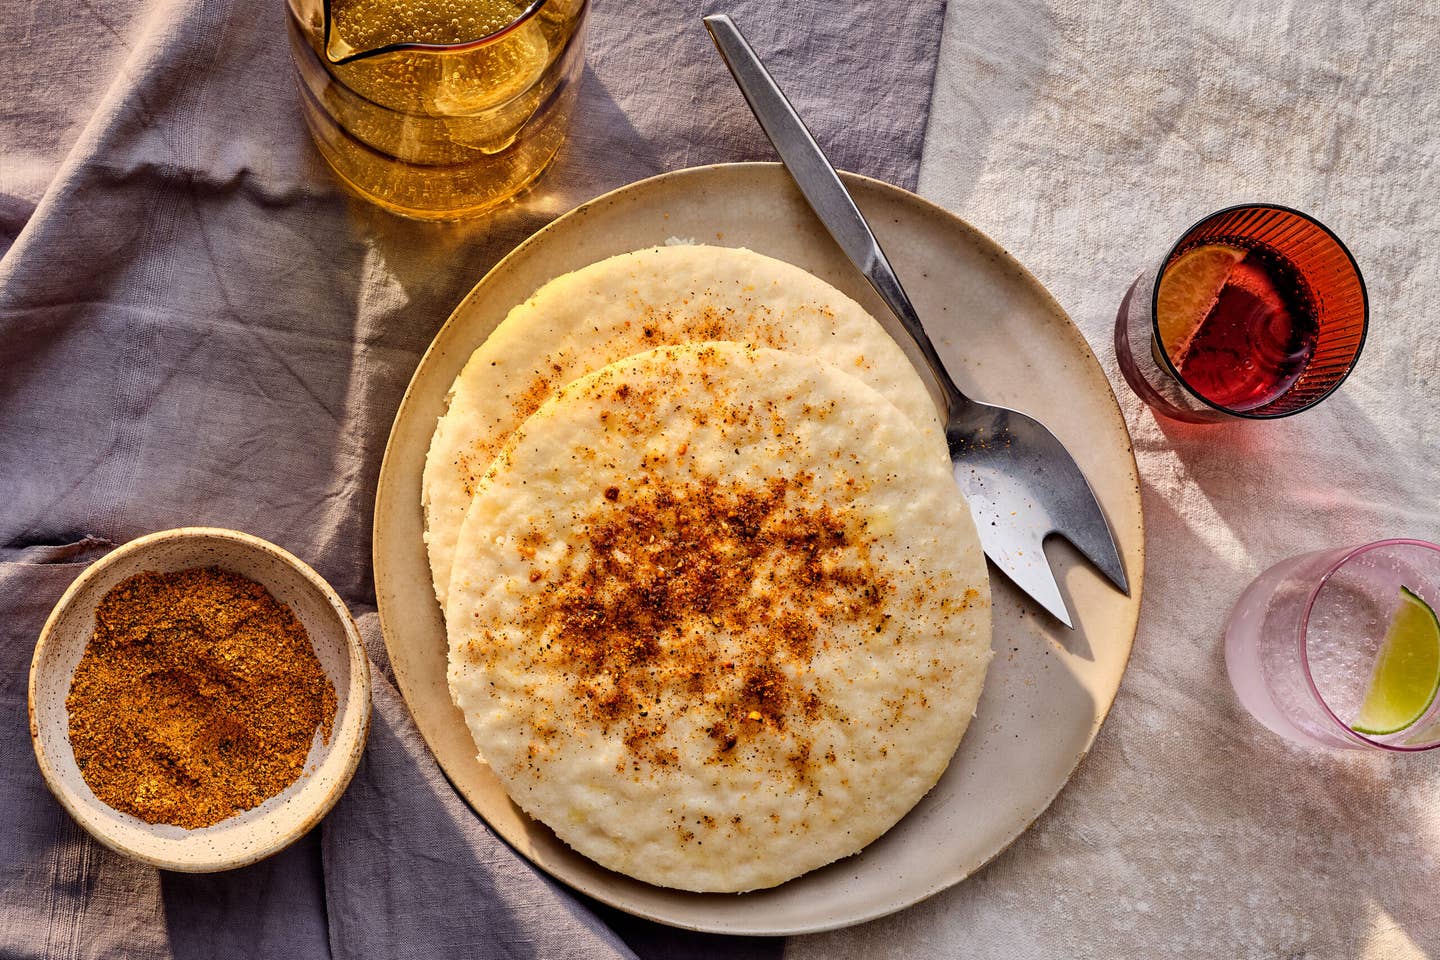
[705,15,1128,627]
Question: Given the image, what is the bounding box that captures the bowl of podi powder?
[29,528,371,871]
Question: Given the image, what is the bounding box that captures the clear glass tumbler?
[1225,539,1440,751]
[287,0,589,220]
[1115,203,1368,422]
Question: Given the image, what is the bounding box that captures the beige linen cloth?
[795,2,1440,958]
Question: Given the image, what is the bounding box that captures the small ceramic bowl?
[28,527,371,872]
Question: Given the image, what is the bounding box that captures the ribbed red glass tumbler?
[1115,204,1367,422]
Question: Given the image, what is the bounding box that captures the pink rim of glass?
[1297,538,1440,752]
[323,0,550,64]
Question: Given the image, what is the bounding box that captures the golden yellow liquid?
[329,0,531,51]
[289,0,586,220]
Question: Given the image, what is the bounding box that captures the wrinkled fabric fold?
[0,0,947,956]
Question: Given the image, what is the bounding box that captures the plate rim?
[373,161,1145,935]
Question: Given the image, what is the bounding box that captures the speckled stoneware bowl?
[28,527,371,872]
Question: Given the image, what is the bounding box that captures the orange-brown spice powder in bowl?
[66,567,337,829]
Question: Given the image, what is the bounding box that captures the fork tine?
[972,528,1074,629]
[1055,517,1130,596]
[1044,451,1130,596]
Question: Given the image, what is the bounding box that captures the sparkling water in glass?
[1225,539,1440,751]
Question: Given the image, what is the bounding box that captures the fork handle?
[704,14,971,418]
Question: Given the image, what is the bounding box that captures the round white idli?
[445,343,990,893]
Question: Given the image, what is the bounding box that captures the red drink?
[1167,243,1319,412]
[1118,203,1366,422]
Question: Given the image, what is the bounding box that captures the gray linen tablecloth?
[0,0,946,956]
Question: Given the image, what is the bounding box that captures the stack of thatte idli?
[426,245,991,892]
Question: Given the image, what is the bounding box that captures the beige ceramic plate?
[29,527,372,872]
[373,163,1144,934]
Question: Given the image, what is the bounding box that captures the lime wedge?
[1350,586,1440,736]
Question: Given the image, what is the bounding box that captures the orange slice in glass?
[1156,243,1247,364]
